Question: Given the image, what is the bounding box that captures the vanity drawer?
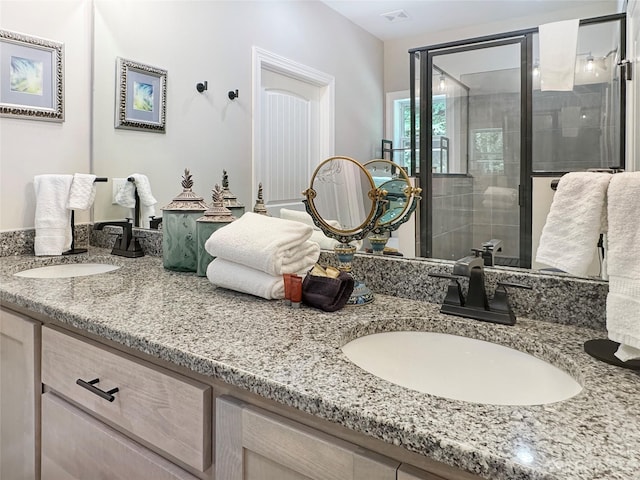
[42,392,197,480]
[41,326,212,472]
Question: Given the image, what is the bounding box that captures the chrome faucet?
[94,220,144,258]
[429,250,530,325]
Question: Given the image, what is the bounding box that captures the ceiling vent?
[380,9,410,23]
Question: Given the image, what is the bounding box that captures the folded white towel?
[114,174,157,228]
[482,187,518,209]
[605,172,640,360]
[34,174,73,256]
[67,173,97,210]
[535,172,611,276]
[205,212,320,276]
[280,208,341,250]
[206,258,284,300]
[539,19,579,91]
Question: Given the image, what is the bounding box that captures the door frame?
[252,47,335,201]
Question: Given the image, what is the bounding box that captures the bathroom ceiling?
[322,0,623,40]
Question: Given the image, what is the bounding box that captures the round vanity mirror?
[362,159,421,255]
[364,159,413,226]
[303,156,385,242]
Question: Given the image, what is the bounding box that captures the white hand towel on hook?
[605,172,640,361]
[205,212,320,276]
[34,174,73,256]
[535,172,611,276]
[539,19,579,91]
[67,173,97,210]
[206,258,284,300]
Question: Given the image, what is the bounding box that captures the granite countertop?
[1,250,639,480]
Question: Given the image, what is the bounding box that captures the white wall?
[0,0,92,230]
[0,0,383,230]
[92,0,383,223]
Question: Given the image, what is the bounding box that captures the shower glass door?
[420,38,527,265]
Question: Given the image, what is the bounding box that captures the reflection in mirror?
[303,156,387,305]
[305,156,379,236]
[364,159,421,255]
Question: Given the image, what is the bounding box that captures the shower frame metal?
[409,13,627,267]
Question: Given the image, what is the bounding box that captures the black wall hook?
[228,89,239,100]
[196,81,208,93]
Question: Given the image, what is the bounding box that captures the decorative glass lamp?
[161,169,208,272]
[196,185,235,276]
[221,170,245,218]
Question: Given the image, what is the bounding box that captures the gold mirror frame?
[302,156,387,242]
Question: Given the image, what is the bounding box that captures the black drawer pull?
[76,378,119,402]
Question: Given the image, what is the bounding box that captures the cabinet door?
[41,392,197,480]
[216,396,400,480]
[0,307,41,480]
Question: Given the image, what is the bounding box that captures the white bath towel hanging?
[206,258,284,300]
[205,212,320,276]
[535,172,611,276]
[67,173,97,210]
[539,19,579,91]
[114,173,157,228]
[605,172,640,361]
[34,174,73,256]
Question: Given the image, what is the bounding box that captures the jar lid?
[253,182,270,216]
[162,168,208,211]
[197,184,236,223]
[222,169,244,208]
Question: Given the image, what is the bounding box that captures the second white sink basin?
[342,331,582,405]
[15,263,120,279]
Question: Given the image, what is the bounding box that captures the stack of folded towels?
[204,212,320,300]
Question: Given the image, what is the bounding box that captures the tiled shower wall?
[431,175,474,261]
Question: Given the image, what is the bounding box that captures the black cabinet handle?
[76,378,119,402]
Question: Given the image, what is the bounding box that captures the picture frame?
[0,29,64,122]
[115,57,167,133]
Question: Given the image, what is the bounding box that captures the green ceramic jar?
[161,169,208,272]
[196,185,235,276]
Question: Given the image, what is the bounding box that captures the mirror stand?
[334,243,375,305]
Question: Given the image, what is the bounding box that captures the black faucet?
[94,220,144,258]
[429,250,530,325]
[476,238,503,266]
[149,216,163,230]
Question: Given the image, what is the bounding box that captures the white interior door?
[259,70,319,216]
[253,48,335,217]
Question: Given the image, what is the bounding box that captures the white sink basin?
[342,331,582,405]
[14,263,120,279]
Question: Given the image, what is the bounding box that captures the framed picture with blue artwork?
[115,57,166,133]
[0,29,64,122]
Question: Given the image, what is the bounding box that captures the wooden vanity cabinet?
[40,324,213,480]
[216,396,401,480]
[41,392,197,480]
[0,306,41,480]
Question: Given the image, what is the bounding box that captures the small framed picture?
[0,29,64,122]
[115,57,167,133]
